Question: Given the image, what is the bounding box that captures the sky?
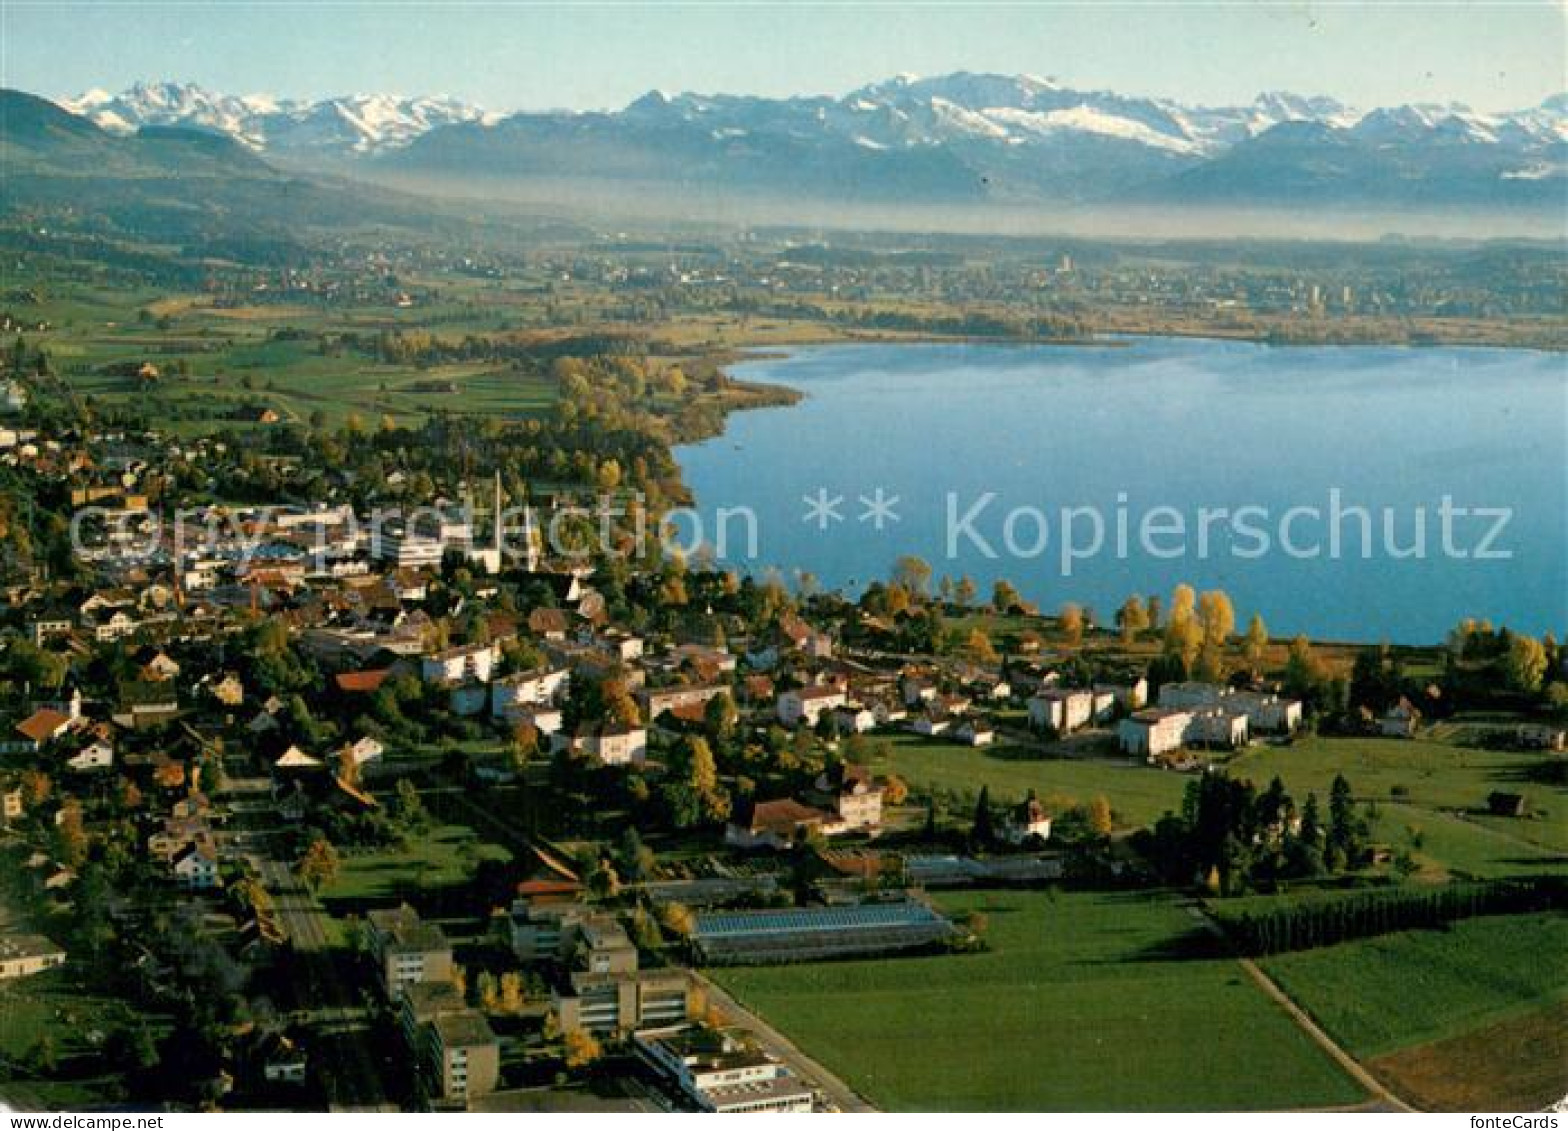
[3,1,1564,113]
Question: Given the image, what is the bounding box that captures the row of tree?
[1212,877,1568,956]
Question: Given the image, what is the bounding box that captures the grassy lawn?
[715,889,1365,1111]
[1228,736,1560,817]
[868,734,1189,829]
[1259,912,1568,1060]
[0,970,149,1109]
[1227,737,1567,875]
[322,823,511,902]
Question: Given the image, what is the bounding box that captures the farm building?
[692,900,955,964]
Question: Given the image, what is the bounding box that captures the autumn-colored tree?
[477,971,500,1013]
[1059,603,1085,647]
[1197,589,1236,647]
[297,836,340,890]
[511,721,541,770]
[992,579,1023,614]
[1116,595,1150,644]
[1194,643,1227,684]
[1284,635,1324,698]
[703,692,739,741]
[563,1027,603,1069]
[963,628,998,664]
[1243,613,1269,668]
[500,971,525,1014]
[55,802,88,869]
[892,555,933,598]
[883,774,909,806]
[954,576,977,609]
[1087,795,1114,837]
[20,769,50,809]
[602,678,642,727]
[1164,615,1203,673]
[660,901,696,938]
[1505,634,1548,693]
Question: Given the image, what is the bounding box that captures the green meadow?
[715,889,1365,1111]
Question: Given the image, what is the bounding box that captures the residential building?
[1157,681,1302,734]
[1028,688,1095,734]
[364,904,455,999]
[421,642,496,686]
[1118,709,1193,758]
[171,841,221,889]
[776,685,846,728]
[491,667,570,718]
[643,683,728,721]
[429,1009,500,1104]
[809,763,884,832]
[725,798,833,850]
[1002,793,1053,845]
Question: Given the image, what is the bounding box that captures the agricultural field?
[715,889,1366,1111]
[1260,913,1568,1058]
[1260,913,1568,1110]
[33,291,561,433]
[1371,1000,1568,1112]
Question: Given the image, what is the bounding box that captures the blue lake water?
[674,337,1568,643]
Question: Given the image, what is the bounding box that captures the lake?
[674,337,1567,643]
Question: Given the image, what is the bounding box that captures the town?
[1,360,1564,1109]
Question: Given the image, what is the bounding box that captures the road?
[1184,904,1415,1112]
[257,857,394,1108]
[694,972,877,1113]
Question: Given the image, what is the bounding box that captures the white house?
[492,667,571,719]
[1028,688,1095,735]
[65,736,114,773]
[171,842,220,889]
[1187,707,1250,749]
[563,723,648,767]
[1118,709,1193,758]
[1002,793,1053,845]
[420,642,496,686]
[1157,681,1302,735]
[832,705,878,735]
[776,686,847,728]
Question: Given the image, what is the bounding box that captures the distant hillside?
[0,89,515,253]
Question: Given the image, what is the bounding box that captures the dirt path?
[1184,904,1415,1112]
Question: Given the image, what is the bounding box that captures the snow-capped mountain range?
[52,76,1566,211]
[62,75,1565,159]
[62,81,493,155]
